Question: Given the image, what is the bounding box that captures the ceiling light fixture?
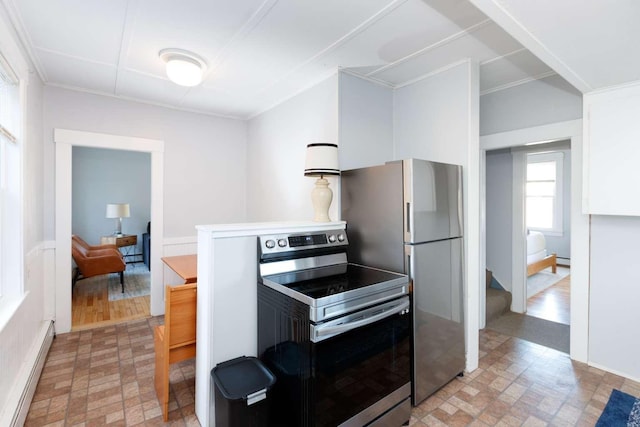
[159,48,207,87]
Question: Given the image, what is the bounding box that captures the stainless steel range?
[257,229,411,427]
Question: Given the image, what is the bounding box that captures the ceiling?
[6,0,637,119]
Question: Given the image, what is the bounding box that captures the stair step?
[486,287,512,324]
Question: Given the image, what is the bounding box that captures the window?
[526,152,564,235]
[0,53,21,302]
[0,55,19,143]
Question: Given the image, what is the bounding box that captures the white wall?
[582,82,640,216]
[0,9,47,420]
[589,215,640,381]
[480,74,582,136]
[394,65,474,165]
[585,80,640,380]
[72,147,151,254]
[246,74,339,222]
[542,148,571,258]
[485,149,513,289]
[338,72,393,170]
[393,61,481,372]
[43,87,248,240]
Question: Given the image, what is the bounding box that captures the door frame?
[54,128,164,333]
[480,119,588,362]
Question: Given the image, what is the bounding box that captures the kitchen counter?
[194,220,346,426]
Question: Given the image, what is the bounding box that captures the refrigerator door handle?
[406,202,411,234]
[405,246,413,286]
[457,166,464,233]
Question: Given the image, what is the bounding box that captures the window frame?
[526,151,564,236]
[0,50,24,309]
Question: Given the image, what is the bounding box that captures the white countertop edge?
[196,220,346,238]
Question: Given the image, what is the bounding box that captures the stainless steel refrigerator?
[341,158,465,405]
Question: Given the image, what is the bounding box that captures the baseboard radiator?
[10,320,54,427]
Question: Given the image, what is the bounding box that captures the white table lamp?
[304,143,340,222]
[106,203,130,236]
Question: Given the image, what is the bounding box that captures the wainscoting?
[0,242,54,426]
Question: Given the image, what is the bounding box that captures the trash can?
[211,356,276,427]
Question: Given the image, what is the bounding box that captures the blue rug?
[597,389,640,426]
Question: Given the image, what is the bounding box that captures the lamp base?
[113,217,123,236]
[311,177,332,222]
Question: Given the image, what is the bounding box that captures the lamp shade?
[106,203,130,219]
[304,143,340,177]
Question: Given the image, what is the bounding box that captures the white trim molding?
[54,129,165,333]
[467,0,590,94]
[480,119,588,363]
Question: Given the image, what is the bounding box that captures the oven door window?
[311,310,410,426]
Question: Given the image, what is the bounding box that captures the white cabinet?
[583,82,640,215]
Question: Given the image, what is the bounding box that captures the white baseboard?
[588,360,640,384]
[557,257,571,266]
[5,320,54,427]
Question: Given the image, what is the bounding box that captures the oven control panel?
[260,229,348,255]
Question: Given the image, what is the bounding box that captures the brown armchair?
[72,234,118,252]
[71,235,126,292]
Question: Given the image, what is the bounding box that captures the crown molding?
[480,70,557,96]
[468,0,591,93]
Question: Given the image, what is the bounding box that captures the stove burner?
[326,283,346,295]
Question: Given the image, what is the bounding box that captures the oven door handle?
[314,299,410,340]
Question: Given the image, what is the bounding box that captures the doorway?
[54,129,164,334]
[71,146,152,329]
[485,142,572,352]
[480,120,589,362]
[524,145,571,326]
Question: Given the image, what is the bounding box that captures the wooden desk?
[161,255,197,283]
[101,234,137,248]
[102,234,140,263]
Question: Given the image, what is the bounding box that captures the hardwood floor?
[527,274,570,325]
[72,270,150,331]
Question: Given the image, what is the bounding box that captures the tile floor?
[26,317,640,426]
[25,317,197,426]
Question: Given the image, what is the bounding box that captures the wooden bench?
[154,283,197,421]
